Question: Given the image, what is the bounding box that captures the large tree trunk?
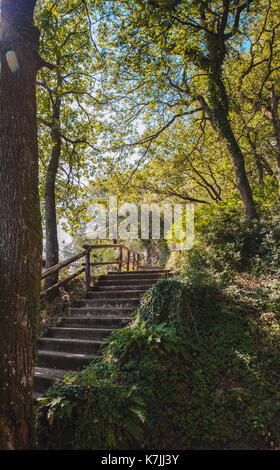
[0,0,41,449]
[44,89,61,290]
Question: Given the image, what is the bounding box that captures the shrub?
[136,278,224,334]
[35,277,280,450]
[168,191,280,279]
[35,359,147,450]
[35,183,280,450]
[35,325,188,450]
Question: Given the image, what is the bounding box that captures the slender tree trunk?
[44,59,62,290]
[246,131,264,185]
[206,82,257,218]
[270,86,280,204]
[219,115,258,219]
[44,89,61,290]
[147,241,158,265]
[0,0,41,449]
[260,156,273,178]
[203,31,257,220]
[200,89,257,219]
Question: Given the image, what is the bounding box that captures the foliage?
[35,362,146,450]
[36,0,100,237]
[35,1,280,238]
[135,278,223,334]
[166,183,280,281]
[35,267,280,450]
[87,0,280,219]
[33,0,280,452]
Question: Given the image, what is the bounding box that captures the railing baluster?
[84,249,91,292]
[41,243,140,296]
[119,246,123,271]
[127,250,130,271]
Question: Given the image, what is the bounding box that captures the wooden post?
[84,250,91,292]
[127,251,130,271]
[137,253,140,270]
[133,253,136,270]
[118,246,123,271]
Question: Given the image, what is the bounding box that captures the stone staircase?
[33,267,169,397]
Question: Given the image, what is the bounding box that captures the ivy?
[35,271,280,449]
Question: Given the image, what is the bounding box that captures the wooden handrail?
[41,243,141,297]
[41,249,89,279]
[41,268,85,297]
[83,244,140,255]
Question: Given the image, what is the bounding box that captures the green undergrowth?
[167,186,280,281]
[35,272,280,450]
[35,190,280,449]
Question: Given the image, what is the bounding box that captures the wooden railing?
[41,244,141,297]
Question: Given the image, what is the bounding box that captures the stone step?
[89,284,152,292]
[138,266,168,270]
[47,327,115,341]
[97,279,158,286]
[68,307,134,317]
[38,337,102,355]
[86,290,144,299]
[80,298,139,309]
[34,367,75,394]
[57,316,130,328]
[33,264,170,397]
[37,350,98,371]
[99,272,165,281]
[107,269,169,275]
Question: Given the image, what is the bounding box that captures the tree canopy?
[80,0,280,219]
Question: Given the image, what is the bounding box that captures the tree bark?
[215,108,258,219]
[44,75,61,290]
[203,30,257,220]
[270,86,280,204]
[147,240,160,265]
[0,0,41,449]
[200,87,257,219]
[246,131,264,185]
